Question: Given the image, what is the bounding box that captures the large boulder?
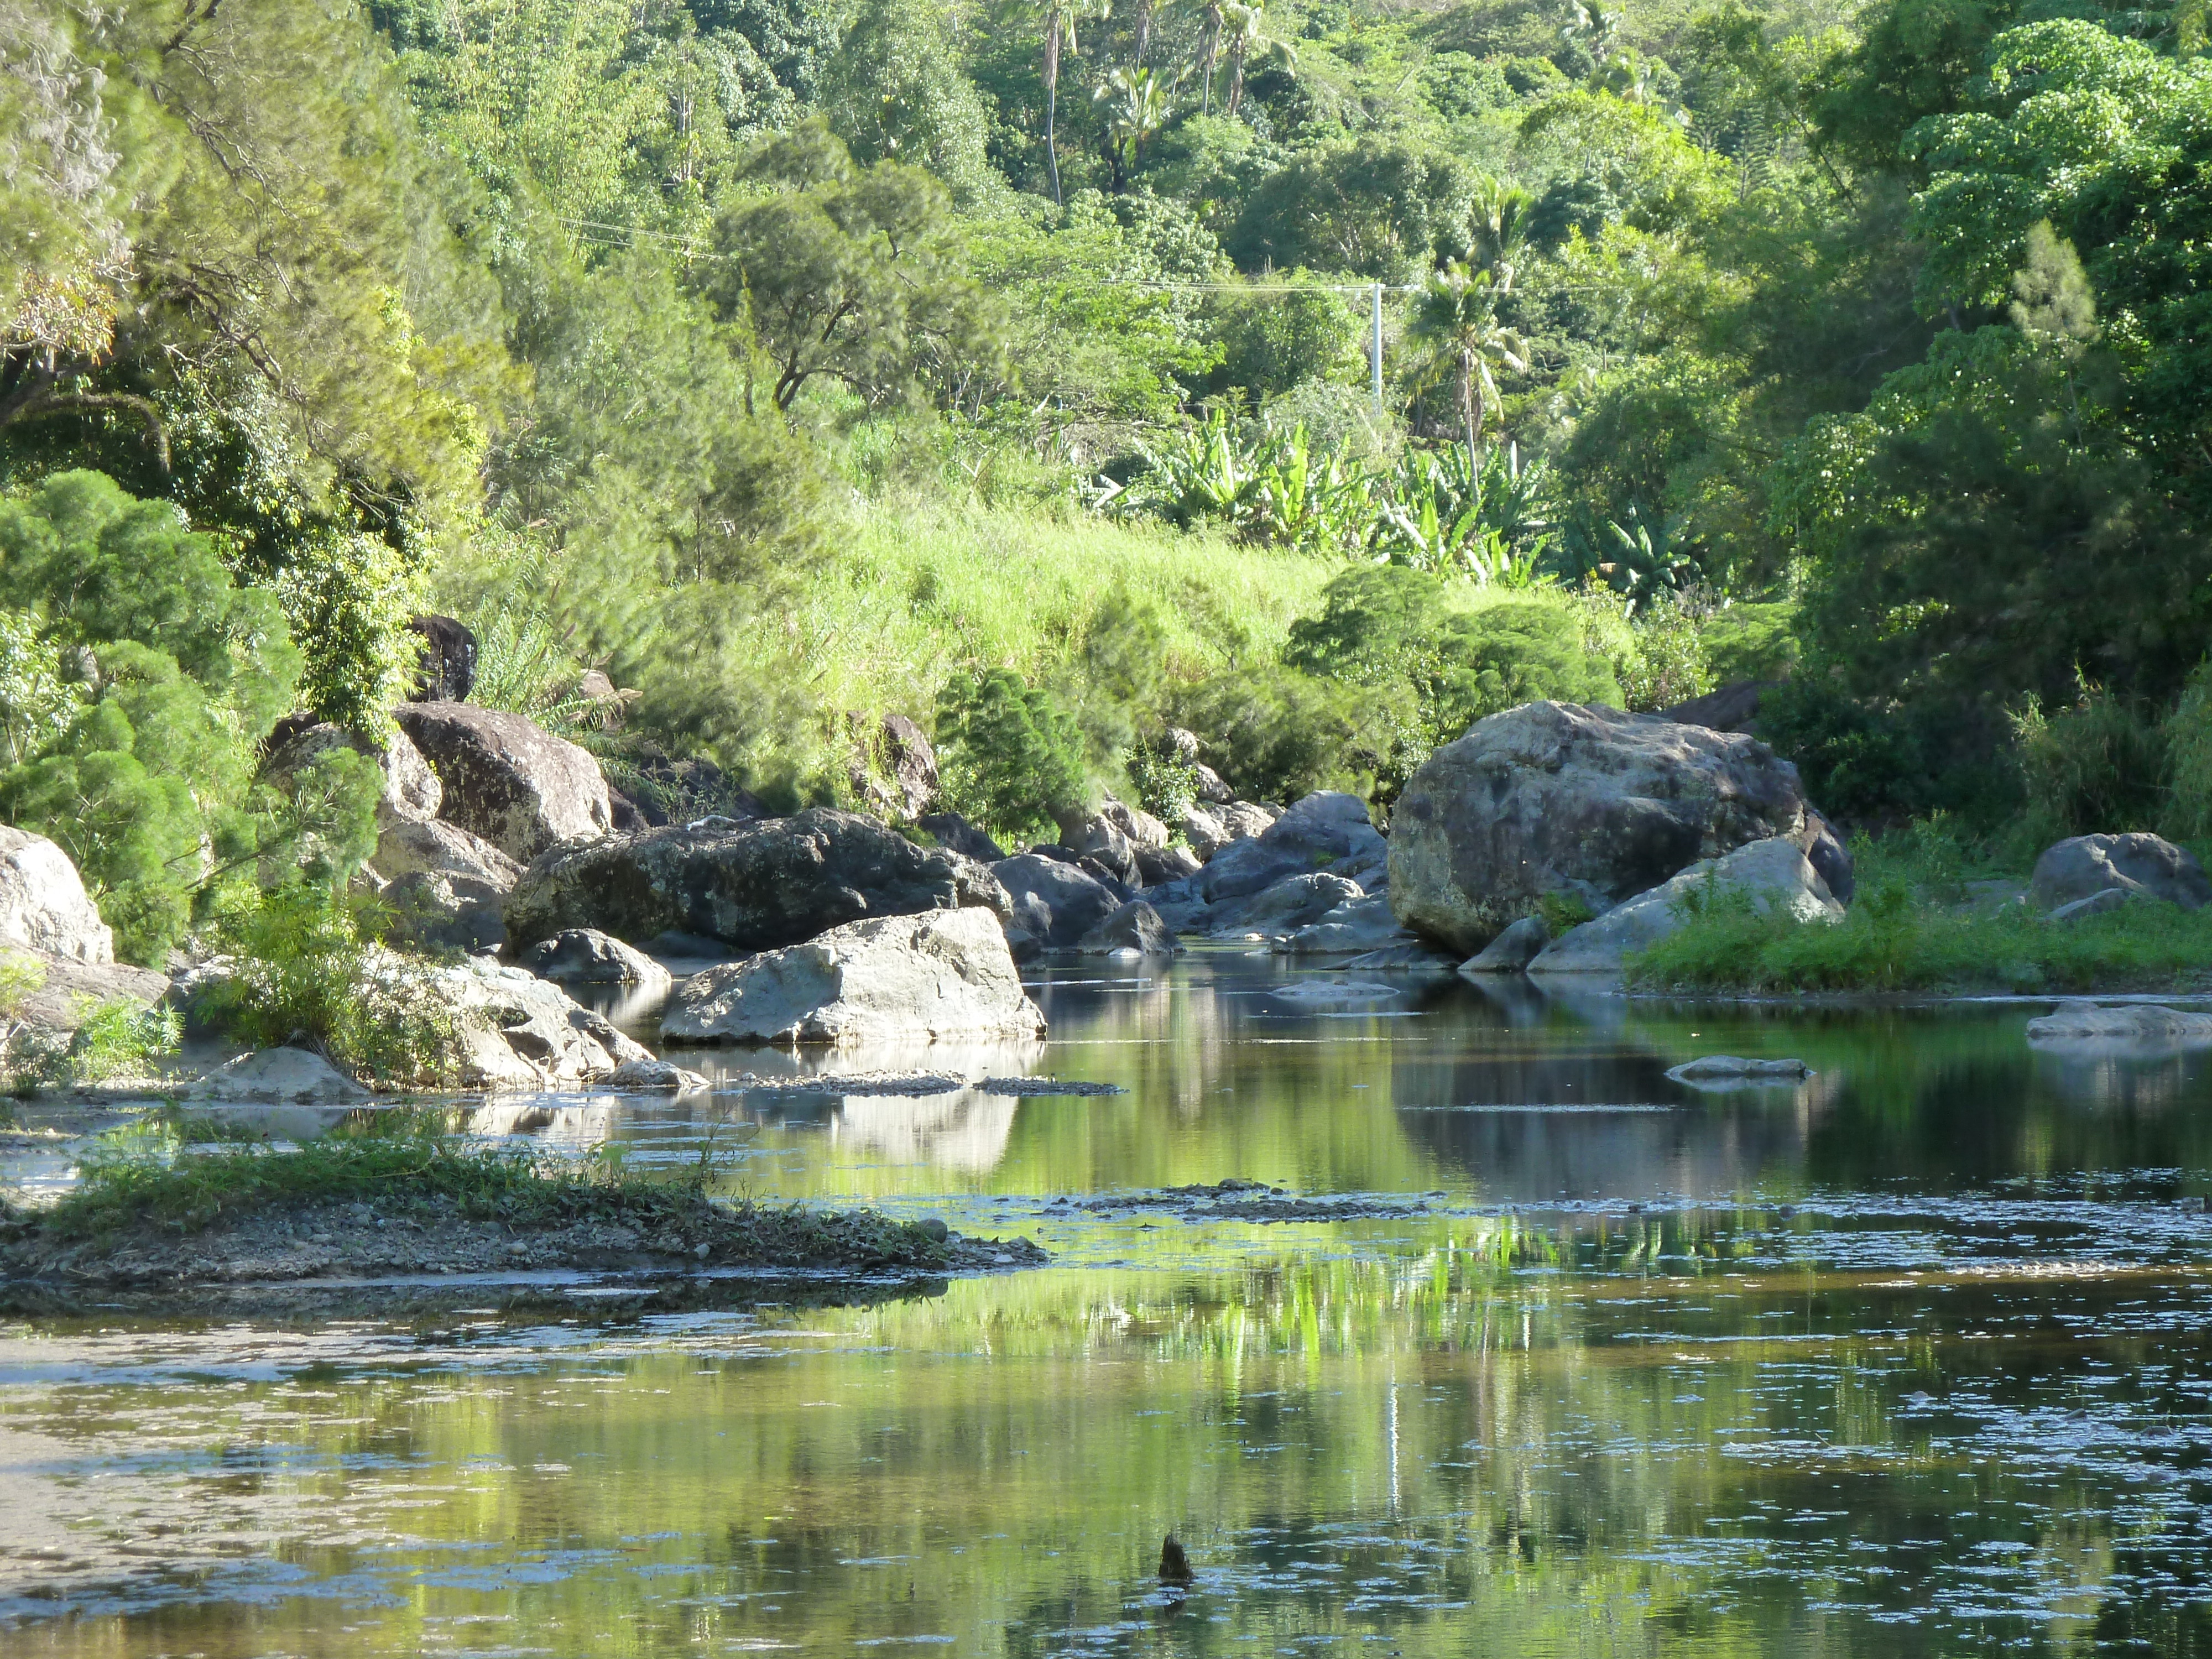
[993,853,1121,948]
[2030,833,2212,912]
[263,722,441,825]
[1391,701,1823,955]
[1527,837,1842,978]
[521,927,672,992]
[409,955,654,1088]
[395,702,613,863]
[1274,893,1417,957]
[1077,899,1176,956]
[1658,679,1778,735]
[661,909,1044,1046]
[7,949,168,1032]
[372,817,523,953]
[1265,791,1384,865]
[1213,872,1364,938]
[1180,800,1279,860]
[919,811,1005,863]
[504,807,1007,953]
[0,827,112,964]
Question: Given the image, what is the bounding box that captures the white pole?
[1371,281,1384,415]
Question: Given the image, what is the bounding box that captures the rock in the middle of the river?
[504,807,1009,953]
[661,908,1045,1046]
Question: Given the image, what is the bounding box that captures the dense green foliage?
[6,0,2210,863]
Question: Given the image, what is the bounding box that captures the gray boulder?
[993,853,1121,949]
[263,722,441,825]
[403,954,654,1088]
[521,928,673,992]
[1181,799,1279,860]
[1528,837,1842,979]
[661,909,1045,1046]
[2030,833,2212,912]
[1666,1055,1812,1085]
[1265,791,1384,865]
[1077,900,1176,956]
[395,701,614,863]
[918,811,1005,863]
[0,827,112,963]
[382,872,507,953]
[1275,893,1418,956]
[879,714,939,817]
[1136,843,1202,885]
[2027,1002,2212,1045]
[191,1048,369,1105]
[372,817,521,953]
[1460,914,1552,974]
[504,807,1008,954]
[1391,701,1825,955]
[608,1056,711,1091]
[11,950,170,1033]
[1216,872,1364,937]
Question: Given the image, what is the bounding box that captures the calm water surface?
[7,953,2212,1656]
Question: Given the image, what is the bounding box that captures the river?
[5,951,2212,1655]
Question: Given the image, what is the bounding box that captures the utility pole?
[1371,281,1384,415]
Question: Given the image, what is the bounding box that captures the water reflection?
[11,953,2212,1655]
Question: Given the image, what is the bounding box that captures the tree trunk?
[1135,0,1153,63]
[1461,354,1480,477]
[1228,45,1246,113]
[1045,25,1064,206]
[1202,9,1220,114]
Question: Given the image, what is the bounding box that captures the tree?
[1013,0,1111,206]
[1220,0,1292,115]
[1411,262,1529,469]
[1094,67,1172,192]
[701,123,993,411]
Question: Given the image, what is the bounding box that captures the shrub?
[2012,682,2168,843]
[2163,659,2212,841]
[1170,664,1387,805]
[0,952,179,1096]
[1758,674,1932,826]
[195,887,462,1088]
[1701,602,1801,684]
[934,668,1092,845]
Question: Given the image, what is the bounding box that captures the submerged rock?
[661,908,1045,1047]
[1666,1055,1812,1086]
[607,1057,711,1091]
[2026,1003,2212,1044]
[0,827,113,964]
[1390,701,1828,956]
[396,701,614,862]
[1527,836,1842,979]
[2030,833,2212,913]
[506,807,1008,954]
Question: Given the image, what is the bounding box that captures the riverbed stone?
[1181,800,1279,860]
[408,955,654,1088]
[396,701,614,863]
[1077,900,1175,956]
[1390,701,1825,956]
[608,1057,712,1091]
[1461,914,1552,974]
[1214,872,1364,938]
[993,853,1120,949]
[1527,836,1842,979]
[2030,833,2212,913]
[917,812,1004,863]
[1665,1055,1812,1085]
[191,1048,369,1105]
[1275,893,1415,956]
[11,949,170,1032]
[661,908,1045,1047]
[521,928,673,992]
[0,827,112,964]
[2026,1002,2212,1044]
[505,807,1009,954]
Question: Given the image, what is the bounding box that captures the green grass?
[20,1110,947,1270]
[1626,891,2212,994]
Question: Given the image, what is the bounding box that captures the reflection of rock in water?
[830,1089,1017,1172]
[467,1097,618,1147]
[2031,1048,2204,1112]
[1391,1038,1834,1201]
[670,1034,1047,1091]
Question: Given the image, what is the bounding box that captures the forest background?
[4,0,2211,965]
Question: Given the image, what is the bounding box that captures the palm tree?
[1197,0,1225,115]
[1220,0,1292,114]
[1560,0,1620,65]
[1094,66,1173,191]
[1464,174,1535,288]
[1027,0,1111,206]
[1412,261,1530,473]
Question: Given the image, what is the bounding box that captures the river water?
[7,952,2212,1655]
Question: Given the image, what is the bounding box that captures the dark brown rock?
[504,807,1009,953]
[409,615,478,702]
[1658,679,1781,734]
